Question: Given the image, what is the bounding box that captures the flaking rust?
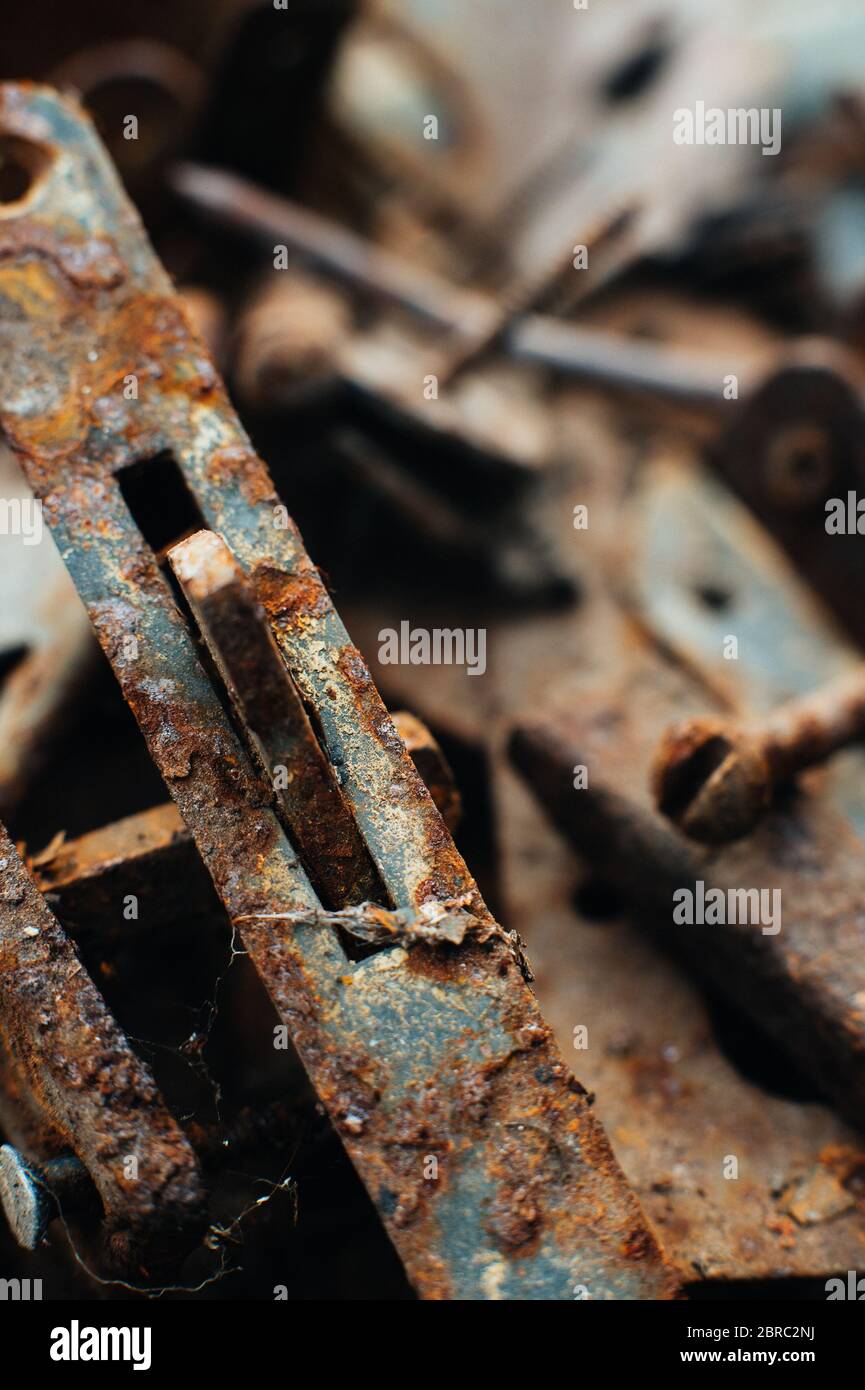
[32,718,457,940]
[167,528,382,907]
[510,659,865,1133]
[0,84,678,1298]
[0,822,205,1269]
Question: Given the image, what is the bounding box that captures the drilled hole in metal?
[693,582,733,612]
[764,423,834,509]
[0,644,28,688]
[0,135,49,204]
[85,76,189,177]
[601,33,671,104]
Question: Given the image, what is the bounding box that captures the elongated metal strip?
[0,823,205,1266]
[168,528,381,907]
[0,84,677,1299]
[36,716,459,938]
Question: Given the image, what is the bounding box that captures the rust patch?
[0,220,125,288]
[0,824,206,1271]
[0,83,679,1301]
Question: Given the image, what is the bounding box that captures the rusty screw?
[651,670,865,845]
[0,1145,93,1249]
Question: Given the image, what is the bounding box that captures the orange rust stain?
[0,257,63,316]
[205,445,278,507]
[0,219,125,289]
[255,563,330,626]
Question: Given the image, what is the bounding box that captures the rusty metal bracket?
[511,456,865,1134]
[710,343,865,650]
[33,710,459,942]
[512,672,865,1132]
[0,820,205,1269]
[0,84,677,1299]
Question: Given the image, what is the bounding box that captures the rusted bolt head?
[650,717,771,845]
[0,1145,54,1250]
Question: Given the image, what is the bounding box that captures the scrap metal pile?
[2,0,865,1300]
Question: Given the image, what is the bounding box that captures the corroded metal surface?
[0,84,677,1299]
[35,801,214,938]
[36,720,459,937]
[620,455,865,840]
[391,710,461,833]
[344,369,865,1282]
[652,668,865,845]
[511,658,865,1134]
[0,822,205,1267]
[499,761,865,1282]
[169,528,381,907]
[711,347,865,648]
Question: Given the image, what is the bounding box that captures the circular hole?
[88,76,186,170]
[694,582,733,612]
[601,31,671,104]
[764,423,834,509]
[0,135,48,205]
[49,43,205,187]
